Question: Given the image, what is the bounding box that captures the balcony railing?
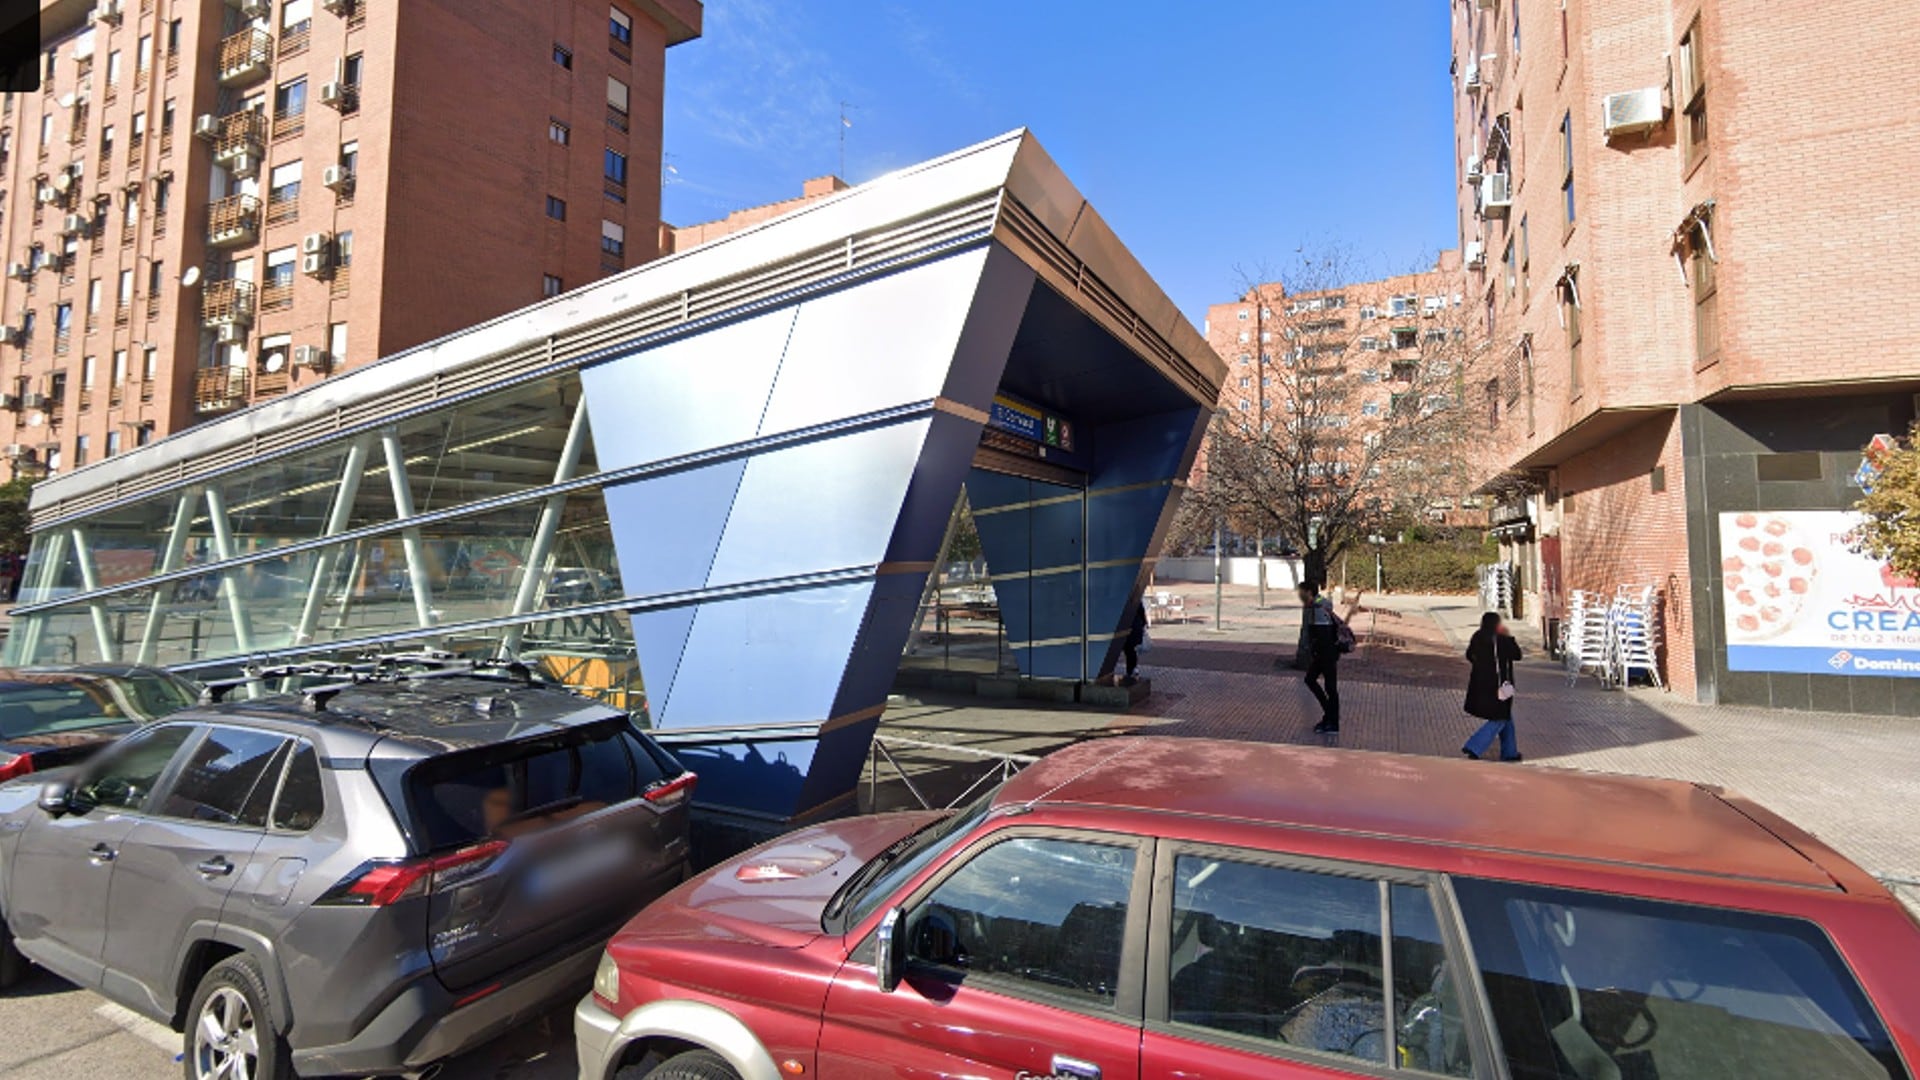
[77,388,91,411]
[348,1,366,29]
[114,302,131,328]
[265,193,298,226]
[606,105,629,133]
[255,364,290,397]
[272,111,305,142]
[202,279,256,327]
[212,111,266,162]
[260,279,294,311]
[279,22,311,58]
[207,194,261,247]
[165,51,178,77]
[329,265,351,296]
[219,28,274,86]
[194,366,248,413]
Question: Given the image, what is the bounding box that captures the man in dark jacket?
[1122,600,1149,685]
[1300,582,1341,733]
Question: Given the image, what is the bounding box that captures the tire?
[648,1049,742,1080]
[0,915,26,990]
[182,955,293,1080]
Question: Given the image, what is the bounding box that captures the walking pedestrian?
[1461,611,1524,762]
[1300,582,1342,733]
[1122,599,1149,686]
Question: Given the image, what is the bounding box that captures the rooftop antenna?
[838,101,857,181]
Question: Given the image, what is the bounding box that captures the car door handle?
[88,843,116,863]
[1050,1055,1100,1080]
[196,857,234,877]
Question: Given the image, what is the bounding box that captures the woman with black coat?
[1461,611,1524,761]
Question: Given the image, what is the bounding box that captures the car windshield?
[0,673,198,739]
[828,783,1000,934]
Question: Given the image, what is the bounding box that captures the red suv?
[576,737,1920,1080]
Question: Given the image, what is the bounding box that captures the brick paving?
[883,584,1920,915]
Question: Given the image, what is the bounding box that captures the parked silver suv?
[0,660,694,1079]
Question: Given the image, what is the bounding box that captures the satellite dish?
[180,266,202,287]
[51,172,72,194]
[25,413,43,427]
[56,93,75,110]
[264,352,286,373]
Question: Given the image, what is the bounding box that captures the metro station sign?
[988,394,1074,451]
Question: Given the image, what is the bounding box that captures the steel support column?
[67,528,117,662]
[134,492,199,665]
[203,487,256,660]
[293,437,371,648]
[14,530,68,661]
[501,400,590,656]
[381,431,436,630]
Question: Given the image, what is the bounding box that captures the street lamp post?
[1213,518,1224,632]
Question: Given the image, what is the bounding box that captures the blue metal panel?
[581,306,796,471]
[627,605,699,721]
[795,716,884,819]
[602,459,747,596]
[671,738,818,819]
[1086,483,1174,564]
[1083,560,1145,676]
[939,246,1038,411]
[1026,642,1082,680]
[704,419,932,588]
[1091,408,1208,491]
[659,581,874,730]
[757,251,993,438]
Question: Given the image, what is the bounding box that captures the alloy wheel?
[193,986,260,1080]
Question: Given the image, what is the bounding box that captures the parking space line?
[92,1003,179,1057]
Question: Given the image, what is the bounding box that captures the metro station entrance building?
[5,132,1224,825]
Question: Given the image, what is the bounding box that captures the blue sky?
[661,1,1462,325]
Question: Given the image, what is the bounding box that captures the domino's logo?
[1828,650,1854,670]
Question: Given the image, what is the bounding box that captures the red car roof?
[996,736,1840,890]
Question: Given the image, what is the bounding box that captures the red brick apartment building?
[0,0,699,471]
[1199,254,1482,526]
[1453,0,1920,713]
[660,174,848,254]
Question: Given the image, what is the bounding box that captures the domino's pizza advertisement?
[1719,510,1920,677]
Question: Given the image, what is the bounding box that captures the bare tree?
[1188,246,1490,587]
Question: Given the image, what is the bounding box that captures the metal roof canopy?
[31,129,1224,528]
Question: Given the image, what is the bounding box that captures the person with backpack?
[1299,581,1349,733]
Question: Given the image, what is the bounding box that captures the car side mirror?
[37,780,73,817]
[875,907,906,994]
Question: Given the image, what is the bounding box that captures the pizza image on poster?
[1719,513,1817,641]
[1719,510,1920,677]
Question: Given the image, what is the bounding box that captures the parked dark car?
[577,736,1920,1080]
[0,664,203,784]
[0,661,694,1080]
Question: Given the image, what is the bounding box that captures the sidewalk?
[880,584,1920,916]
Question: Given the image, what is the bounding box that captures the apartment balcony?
[329,265,351,296]
[255,362,290,397]
[279,21,311,59]
[219,28,275,86]
[265,192,298,227]
[211,111,265,164]
[207,193,261,248]
[271,110,305,142]
[202,279,256,328]
[260,279,293,312]
[194,366,248,414]
[606,105,629,133]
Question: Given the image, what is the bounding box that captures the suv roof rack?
[198,653,540,705]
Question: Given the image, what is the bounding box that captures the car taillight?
[642,772,696,809]
[317,839,509,906]
[0,753,35,784]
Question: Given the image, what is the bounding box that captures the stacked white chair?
[1563,589,1613,687]
[1609,584,1663,689]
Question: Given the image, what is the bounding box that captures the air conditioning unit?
[1602,87,1667,138]
[94,0,123,24]
[1464,241,1486,270]
[318,81,345,108]
[7,264,30,282]
[1480,172,1513,217]
[301,251,332,277]
[292,344,327,369]
[2,444,26,459]
[0,327,20,346]
[195,113,220,139]
[238,0,270,18]
[301,231,333,256]
[321,164,352,192]
[217,323,248,345]
[320,0,350,12]
[36,186,59,205]
[59,214,89,237]
[1463,65,1483,93]
[1465,155,1483,184]
[228,152,258,178]
[20,392,48,410]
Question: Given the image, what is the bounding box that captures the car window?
[408,721,639,850]
[154,727,288,826]
[1166,854,1392,1067]
[120,673,200,718]
[1392,883,1474,1077]
[76,724,196,811]
[907,836,1136,1009]
[1453,878,1910,1080]
[271,743,324,831]
[0,683,126,737]
[236,741,291,827]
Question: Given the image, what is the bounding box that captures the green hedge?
[1346,535,1497,595]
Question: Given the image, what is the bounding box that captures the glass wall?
[5,372,638,712]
